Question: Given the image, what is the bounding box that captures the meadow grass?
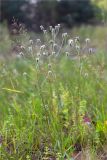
[0,24,107,159]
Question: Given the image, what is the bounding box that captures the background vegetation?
[1,0,106,31]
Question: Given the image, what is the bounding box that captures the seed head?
[40,25,44,30]
[75,36,80,43]
[28,46,32,52]
[36,39,41,43]
[68,39,74,46]
[29,39,33,45]
[85,38,90,44]
[48,70,52,76]
[49,26,52,31]
[20,45,25,50]
[42,52,47,56]
[52,28,55,36]
[43,30,47,34]
[62,32,68,39]
[36,57,39,63]
[52,51,56,55]
[57,24,60,27]
[53,43,57,48]
[49,40,54,44]
[55,25,59,32]
[40,45,46,50]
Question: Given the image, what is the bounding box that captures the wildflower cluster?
[15,24,95,64]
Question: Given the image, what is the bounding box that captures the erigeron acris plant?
[16,25,95,120]
[2,21,107,160]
